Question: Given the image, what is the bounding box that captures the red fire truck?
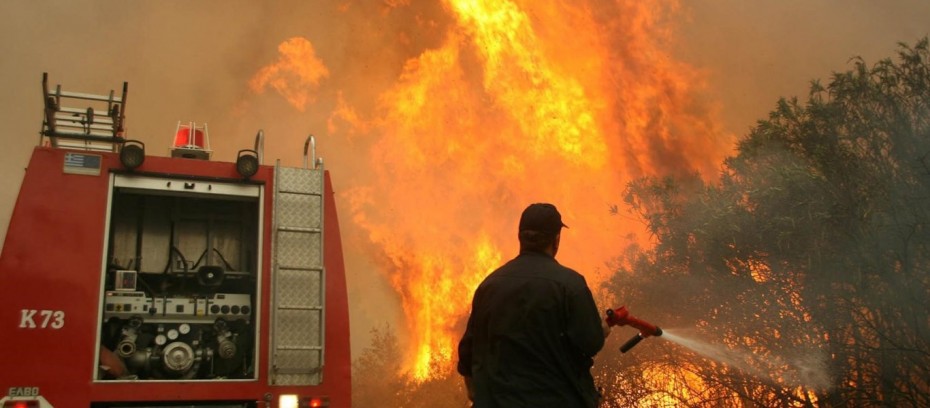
[0,74,352,407]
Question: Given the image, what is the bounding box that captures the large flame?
[253,0,731,380]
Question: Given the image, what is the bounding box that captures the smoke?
[673,0,930,135]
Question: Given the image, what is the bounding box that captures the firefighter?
[457,203,611,407]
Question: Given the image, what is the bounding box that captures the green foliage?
[352,325,407,407]
[352,325,470,407]
[602,37,930,406]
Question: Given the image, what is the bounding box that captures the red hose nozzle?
[605,307,662,353]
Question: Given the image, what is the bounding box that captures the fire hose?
[605,306,662,353]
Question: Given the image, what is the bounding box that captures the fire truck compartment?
[98,174,261,381]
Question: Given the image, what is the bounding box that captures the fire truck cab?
[0,74,351,407]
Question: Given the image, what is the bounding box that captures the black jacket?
[457,251,605,407]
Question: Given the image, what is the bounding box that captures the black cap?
[519,203,568,235]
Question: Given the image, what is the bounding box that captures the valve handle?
[620,333,644,353]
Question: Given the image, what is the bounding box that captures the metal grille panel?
[276,231,322,269]
[277,167,323,194]
[271,163,326,386]
[277,193,322,230]
[276,308,323,347]
[275,349,322,371]
[278,269,323,308]
[275,373,322,386]
[273,350,323,385]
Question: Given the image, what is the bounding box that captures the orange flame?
[250,37,329,111]
[253,0,731,380]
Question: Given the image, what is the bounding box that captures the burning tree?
[603,38,930,407]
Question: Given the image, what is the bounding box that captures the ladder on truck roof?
[40,72,128,152]
[271,136,327,386]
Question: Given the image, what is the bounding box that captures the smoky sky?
[1,0,927,355]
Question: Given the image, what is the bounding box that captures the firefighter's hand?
[605,306,629,327]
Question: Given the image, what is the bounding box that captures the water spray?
[604,308,833,389]
[605,306,662,353]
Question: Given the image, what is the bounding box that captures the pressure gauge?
[167,329,179,340]
[179,323,191,335]
[155,334,167,346]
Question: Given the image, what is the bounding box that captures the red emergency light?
[2,400,40,408]
[171,121,212,160]
[174,127,205,149]
[279,395,330,408]
[303,396,329,407]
